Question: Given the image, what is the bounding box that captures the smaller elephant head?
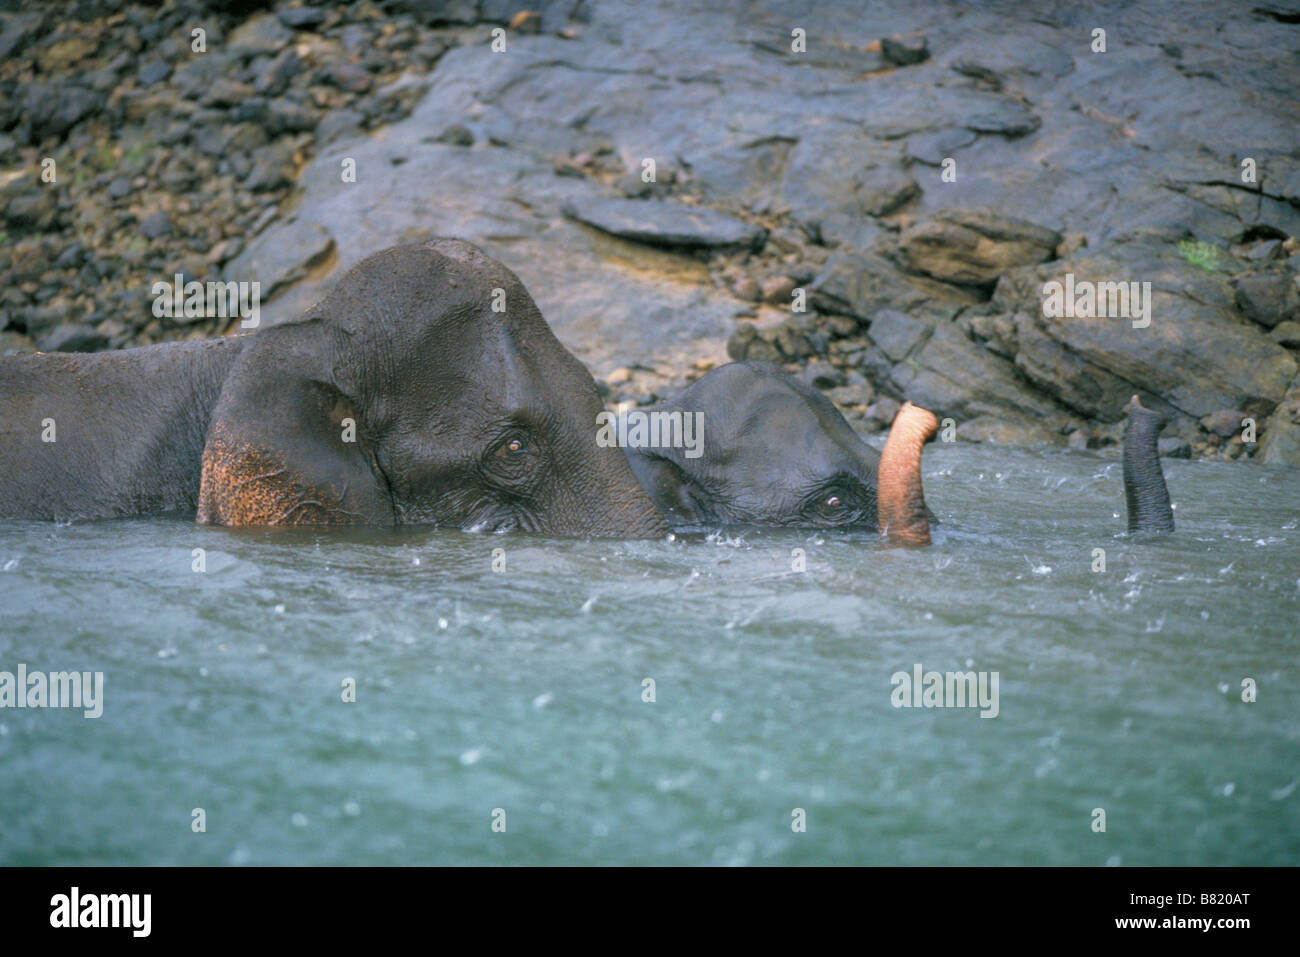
[621,361,884,529]
[197,239,668,538]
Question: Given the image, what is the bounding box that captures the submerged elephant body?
[0,240,667,538]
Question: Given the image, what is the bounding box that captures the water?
[1,443,1296,865]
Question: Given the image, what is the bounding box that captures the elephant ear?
[197,319,395,526]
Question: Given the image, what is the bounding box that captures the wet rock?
[224,219,334,299]
[1234,270,1298,328]
[900,209,1062,285]
[881,33,929,66]
[866,309,933,362]
[38,323,107,353]
[889,320,1064,422]
[957,414,1064,446]
[731,276,761,301]
[801,358,845,390]
[328,63,374,94]
[1200,409,1245,438]
[380,0,480,26]
[436,123,475,146]
[778,129,917,248]
[863,397,901,432]
[136,60,171,87]
[278,6,327,30]
[2,183,57,232]
[1258,381,1300,465]
[1158,436,1192,458]
[761,275,797,305]
[1269,320,1300,348]
[228,13,293,56]
[139,211,172,239]
[562,197,766,251]
[812,250,977,322]
[264,98,320,134]
[1001,250,1298,422]
[22,83,103,141]
[0,13,44,62]
[315,107,365,143]
[255,48,301,97]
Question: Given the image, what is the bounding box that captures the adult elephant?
[0,240,668,538]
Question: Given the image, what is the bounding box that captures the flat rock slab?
[562,196,766,251]
[901,209,1062,285]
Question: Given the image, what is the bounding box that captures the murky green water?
[1,444,1296,865]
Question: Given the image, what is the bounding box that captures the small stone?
[1269,320,1300,348]
[732,277,761,301]
[881,33,929,66]
[1056,232,1087,258]
[136,61,172,87]
[1200,409,1244,438]
[864,397,902,430]
[436,124,474,147]
[606,367,632,386]
[761,275,797,304]
[328,63,373,94]
[1158,436,1193,458]
[139,211,172,239]
[108,177,132,199]
[801,359,845,390]
[277,6,327,29]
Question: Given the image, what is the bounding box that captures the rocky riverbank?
[3,0,1300,464]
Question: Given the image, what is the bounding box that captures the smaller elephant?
[617,361,937,543]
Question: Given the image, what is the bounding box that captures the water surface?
[1,444,1297,865]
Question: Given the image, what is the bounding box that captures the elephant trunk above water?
[1123,395,1175,535]
[877,402,939,546]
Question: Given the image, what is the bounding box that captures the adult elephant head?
[618,361,934,542]
[198,239,667,538]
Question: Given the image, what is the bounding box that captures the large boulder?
[900,209,1062,286]
[995,248,1298,422]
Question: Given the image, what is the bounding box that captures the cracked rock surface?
[3,0,1299,461]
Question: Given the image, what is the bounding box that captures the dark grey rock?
[277,6,327,29]
[436,123,475,147]
[1234,270,1298,328]
[38,323,107,353]
[881,33,929,66]
[136,60,171,86]
[562,197,767,250]
[139,211,172,238]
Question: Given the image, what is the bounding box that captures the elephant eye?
[806,486,861,525]
[505,439,525,455]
